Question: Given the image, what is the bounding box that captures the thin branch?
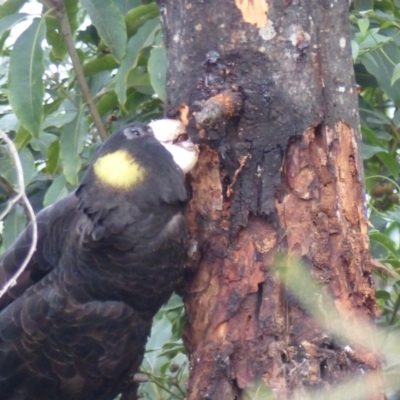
[0,193,21,221]
[0,130,38,299]
[0,176,17,197]
[41,0,108,141]
[132,373,149,383]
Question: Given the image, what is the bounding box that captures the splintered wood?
[276,121,380,371]
[234,0,269,28]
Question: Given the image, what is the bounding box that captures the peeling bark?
[158,0,383,398]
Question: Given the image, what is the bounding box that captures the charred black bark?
[159,0,359,226]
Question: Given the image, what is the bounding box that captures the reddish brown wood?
[157,0,384,398]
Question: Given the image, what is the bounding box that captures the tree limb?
[0,130,38,299]
[41,0,108,141]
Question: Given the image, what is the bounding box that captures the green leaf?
[361,143,387,159]
[83,55,119,76]
[30,133,58,157]
[361,42,400,105]
[43,109,78,129]
[148,32,166,101]
[126,70,154,95]
[114,0,141,15]
[355,29,390,50]
[8,18,45,137]
[378,152,399,179]
[351,40,359,62]
[115,17,159,105]
[375,0,393,12]
[81,0,127,62]
[96,91,118,116]
[380,20,400,30]
[0,0,27,19]
[358,18,369,37]
[140,315,174,399]
[0,206,27,255]
[0,145,35,187]
[60,108,88,186]
[0,29,10,54]
[89,70,113,96]
[370,231,398,258]
[0,114,19,132]
[18,147,36,186]
[125,3,159,38]
[0,13,28,38]
[159,342,185,358]
[46,139,60,175]
[13,125,31,150]
[43,98,65,118]
[374,131,392,141]
[354,0,373,11]
[392,63,400,86]
[43,175,68,207]
[375,290,391,300]
[354,63,378,88]
[124,90,149,114]
[143,316,173,373]
[360,108,391,126]
[386,209,400,224]
[385,258,400,269]
[361,125,386,146]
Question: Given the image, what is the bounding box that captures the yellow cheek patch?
[93,149,145,189]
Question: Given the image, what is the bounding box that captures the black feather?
[0,122,188,400]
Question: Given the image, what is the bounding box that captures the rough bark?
[158,0,383,398]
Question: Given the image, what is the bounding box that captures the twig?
[369,258,399,279]
[0,130,38,298]
[132,373,149,383]
[41,0,108,141]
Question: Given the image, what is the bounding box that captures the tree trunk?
[158,0,383,398]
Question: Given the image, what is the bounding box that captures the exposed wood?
[234,0,269,28]
[158,0,383,398]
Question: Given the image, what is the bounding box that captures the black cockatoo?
[0,119,198,400]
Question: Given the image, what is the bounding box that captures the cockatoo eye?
[173,133,189,144]
[123,127,143,139]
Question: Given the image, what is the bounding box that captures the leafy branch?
[41,0,108,141]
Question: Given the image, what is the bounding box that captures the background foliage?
[352,1,400,397]
[1,0,400,398]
